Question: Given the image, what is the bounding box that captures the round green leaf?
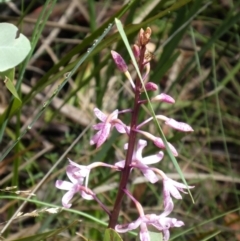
[0,22,31,71]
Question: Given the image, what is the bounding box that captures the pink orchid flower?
[55,164,93,208]
[115,208,184,241]
[115,139,164,183]
[90,108,128,148]
[163,176,194,209]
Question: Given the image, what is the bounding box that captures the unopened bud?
[111,50,128,73]
[165,119,194,132]
[138,27,152,46]
[142,82,158,92]
[132,44,140,59]
[151,93,175,104]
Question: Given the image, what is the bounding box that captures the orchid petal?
[111,109,119,120]
[162,198,174,216]
[92,123,105,130]
[55,180,73,190]
[62,188,77,208]
[66,165,84,185]
[139,223,150,241]
[114,160,125,168]
[80,190,94,200]
[135,139,147,160]
[68,161,89,177]
[115,218,142,233]
[133,162,159,183]
[141,151,164,165]
[94,108,107,122]
[169,179,194,190]
[96,123,111,148]
[162,230,170,241]
[114,123,127,133]
[90,130,101,145]
[164,179,182,200]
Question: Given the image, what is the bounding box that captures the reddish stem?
[108,46,146,229]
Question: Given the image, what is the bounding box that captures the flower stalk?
[55,27,194,241]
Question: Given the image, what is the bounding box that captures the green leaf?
[149,231,163,241]
[0,23,31,71]
[103,228,123,241]
[136,230,163,241]
[0,68,21,101]
[0,98,22,124]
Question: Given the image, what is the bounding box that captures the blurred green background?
[0,0,240,240]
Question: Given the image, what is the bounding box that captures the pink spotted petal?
[141,151,164,165]
[165,119,193,132]
[110,109,119,120]
[90,130,101,145]
[62,188,77,208]
[92,123,105,130]
[66,165,84,184]
[133,162,158,183]
[139,165,159,183]
[115,217,142,233]
[96,124,111,148]
[114,123,127,133]
[68,160,90,178]
[55,180,73,190]
[94,108,107,122]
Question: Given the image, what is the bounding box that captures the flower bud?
[151,93,175,104]
[165,118,194,132]
[111,50,128,73]
[138,27,152,46]
[142,82,158,92]
[132,44,140,59]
